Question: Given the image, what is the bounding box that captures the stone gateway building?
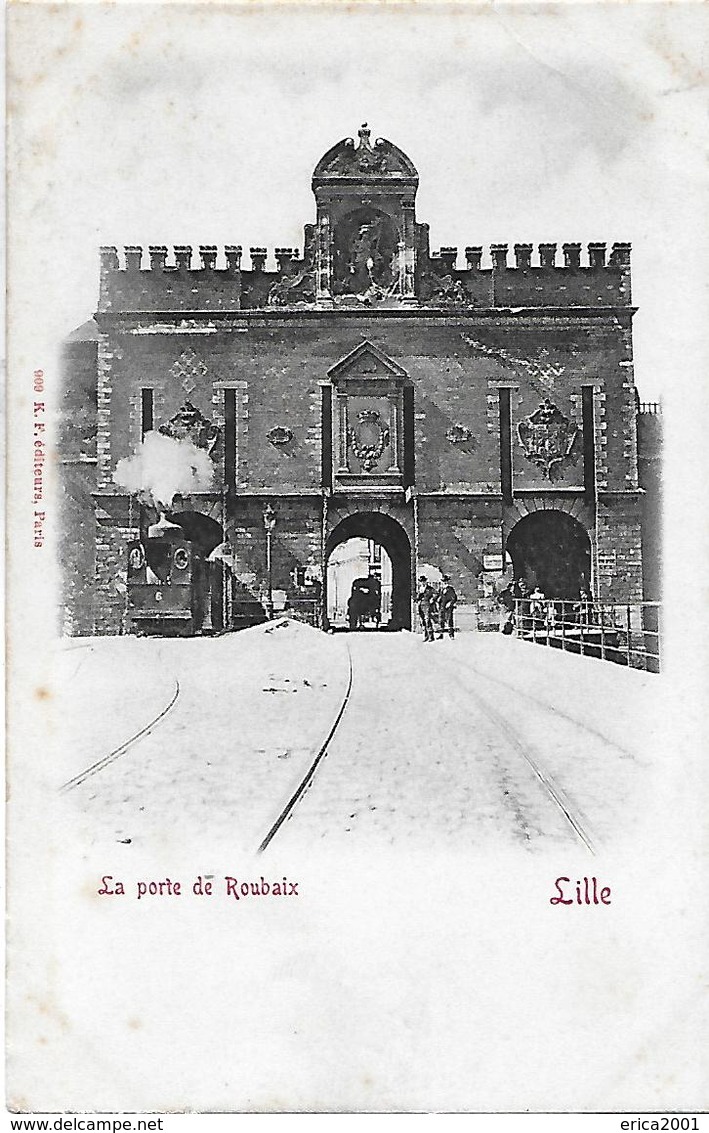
[59,125,660,635]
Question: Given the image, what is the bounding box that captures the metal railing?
[512,598,661,673]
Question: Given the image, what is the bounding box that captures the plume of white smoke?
[114,431,214,511]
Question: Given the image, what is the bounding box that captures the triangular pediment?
[328,340,408,384]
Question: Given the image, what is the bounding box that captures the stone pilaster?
[94,524,138,634]
[315,214,333,304]
[400,203,417,303]
[96,333,120,490]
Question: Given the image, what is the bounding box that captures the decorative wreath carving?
[348,409,390,472]
[446,424,475,445]
[267,426,294,447]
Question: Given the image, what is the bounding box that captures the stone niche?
[311,123,419,306]
[327,339,410,491]
[332,206,399,297]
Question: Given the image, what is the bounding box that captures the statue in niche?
[333,207,400,301]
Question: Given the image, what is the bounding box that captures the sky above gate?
[8,1,708,407]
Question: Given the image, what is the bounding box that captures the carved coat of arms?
[348,409,390,472]
[517,399,577,478]
[158,401,220,455]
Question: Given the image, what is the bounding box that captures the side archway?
[505,510,592,599]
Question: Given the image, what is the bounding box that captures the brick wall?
[637,410,662,600]
[417,497,501,603]
[95,525,139,634]
[103,315,634,497]
[227,497,322,594]
[596,496,644,602]
[66,304,644,632]
[98,242,632,313]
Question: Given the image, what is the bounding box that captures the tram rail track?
[59,629,606,855]
[257,644,354,854]
[459,653,637,762]
[468,680,597,853]
[59,678,181,793]
[429,648,599,853]
[257,632,600,855]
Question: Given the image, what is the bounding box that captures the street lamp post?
[262,504,277,619]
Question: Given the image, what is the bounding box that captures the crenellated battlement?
[422,241,632,308]
[100,244,246,274]
[97,237,632,315]
[428,241,631,271]
[97,243,308,314]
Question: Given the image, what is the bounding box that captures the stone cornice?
[94,306,637,330]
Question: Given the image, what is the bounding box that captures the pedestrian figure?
[577,585,593,628]
[498,578,516,635]
[515,577,531,634]
[529,585,545,627]
[437,574,458,639]
[416,574,437,642]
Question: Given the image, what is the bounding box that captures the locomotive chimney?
[147,513,184,539]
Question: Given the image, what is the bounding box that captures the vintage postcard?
[5,0,708,1117]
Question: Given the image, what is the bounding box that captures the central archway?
[325,511,412,630]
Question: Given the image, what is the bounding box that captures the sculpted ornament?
[425,274,470,308]
[333,210,399,301]
[267,426,294,447]
[517,399,578,479]
[158,401,220,455]
[446,424,475,445]
[328,123,389,175]
[267,259,316,307]
[348,409,391,472]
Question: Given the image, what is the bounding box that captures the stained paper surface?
[6,1,709,1115]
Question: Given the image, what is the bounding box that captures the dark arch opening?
[505,510,592,600]
[325,511,412,630]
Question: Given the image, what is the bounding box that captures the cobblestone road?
[58,622,657,857]
[272,632,587,854]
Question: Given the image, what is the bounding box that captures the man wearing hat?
[416,574,437,642]
[437,574,458,639]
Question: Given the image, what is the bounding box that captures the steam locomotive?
[126,515,212,636]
